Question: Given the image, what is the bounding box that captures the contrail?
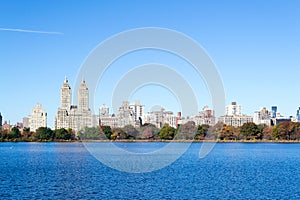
[0,28,63,35]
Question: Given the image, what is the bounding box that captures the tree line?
[0,127,76,142]
[1,121,300,142]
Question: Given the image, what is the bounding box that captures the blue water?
[1,142,300,199]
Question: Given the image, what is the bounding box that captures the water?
[1,142,300,199]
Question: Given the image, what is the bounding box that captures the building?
[296,107,300,122]
[271,106,278,118]
[55,78,92,132]
[23,117,29,128]
[129,100,145,126]
[2,121,11,131]
[118,101,135,127]
[99,115,119,128]
[190,106,216,126]
[144,107,178,128]
[219,102,253,127]
[226,102,241,116]
[28,103,47,131]
[100,104,109,117]
[253,107,271,126]
[219,115,253,127]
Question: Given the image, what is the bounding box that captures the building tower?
[78,80,89,111]
[226,102,242,116]
[60,77,71,110]
[271,106,277,118]
[29,103,47,131]
[297,107,300,122]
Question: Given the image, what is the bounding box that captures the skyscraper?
[55,78,92,133]
[271,106,277,118]
[78,80,89,111]
[60,77,71,110]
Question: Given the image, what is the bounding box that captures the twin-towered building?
[55,78,93,132]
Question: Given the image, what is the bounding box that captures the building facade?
[253,107,271,126]
[190,106,216,126]
[219,102,253,127]
[55,78,92,132]
[28,103,47,131]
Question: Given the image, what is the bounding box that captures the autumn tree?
[159,124,176,140]
[176,121,197,140]
[195,124,210,140]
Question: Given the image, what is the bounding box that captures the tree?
[54,128,71,140]
[272,122,300,140]
[112,128,127,139]
[219,124,236,140]
[35,127,54,141]
[272,122,291,140]
[122,125,138,138]
[78,127,104,140]
[176,121,197,140]
[195,124,210,140]
[240,122,262,140]
[207,122,224,140]
[139,124,160,139]
[159,124,176,140]
[102,126,112,139]
[9,127,21,139]
[262,126,273,140]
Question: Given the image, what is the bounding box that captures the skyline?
[1,0,300,127]
[0,76,298,129]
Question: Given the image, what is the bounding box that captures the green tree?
[240,122,262,140]
[36,127,54,141]
[159,124,176,140]
[78,127,104,140]
[195,124,210,140]
[54,128,71,140]
[8,127,21,139]
[102,126,112,139]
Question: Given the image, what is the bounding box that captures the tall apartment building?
[55,78,92,132]
[219,102,253,127]
[28,103,47,131]
[129,100,145,126]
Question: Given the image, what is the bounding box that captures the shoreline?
[1,139,300,143]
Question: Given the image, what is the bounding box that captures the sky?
[0,0,300,128]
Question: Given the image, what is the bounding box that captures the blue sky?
[1,0,300,128]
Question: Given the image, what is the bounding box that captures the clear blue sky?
[1,0,299,128]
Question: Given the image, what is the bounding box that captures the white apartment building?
[29,103,47,131]
[219,102,253,127]
[226,102,241,116]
